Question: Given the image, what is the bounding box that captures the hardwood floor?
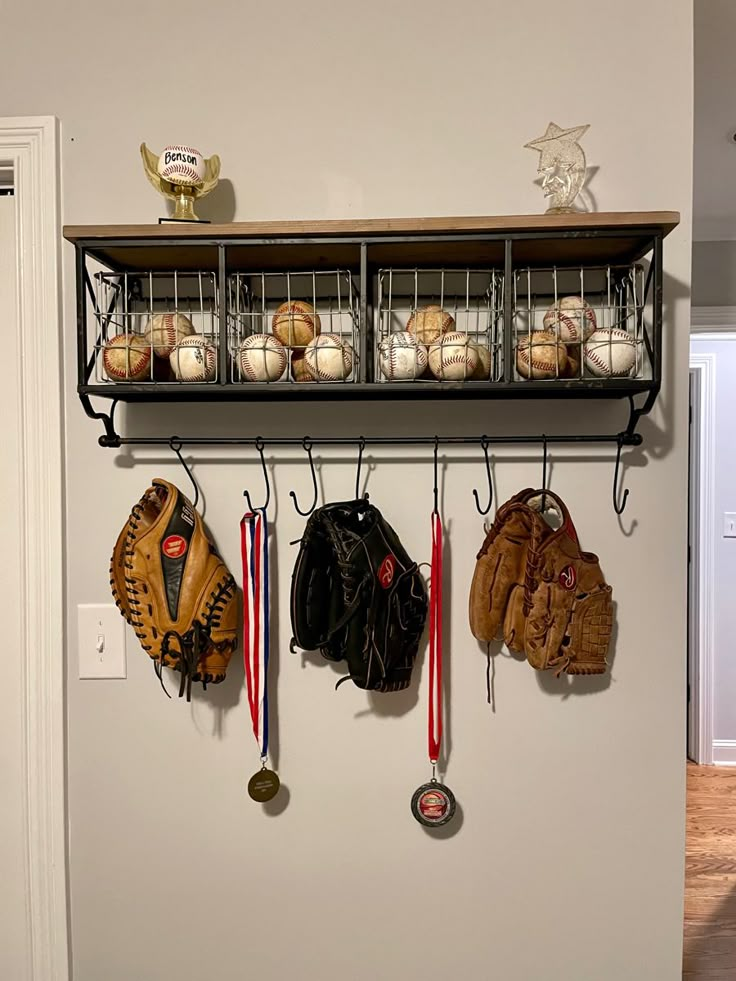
[684,763,736,979]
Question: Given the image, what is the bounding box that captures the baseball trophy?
[140,143,221,223]
[524,122,589,214]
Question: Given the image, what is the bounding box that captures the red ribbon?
[428,510,443,764]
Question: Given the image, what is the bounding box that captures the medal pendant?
[248,767,280,802]
[411,779,456,828]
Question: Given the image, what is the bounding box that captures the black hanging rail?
[103,432,641,448]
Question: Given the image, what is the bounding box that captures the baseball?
[543,296,597,342]
[406,304,455,345]
[169,336,217,381]
[378,331,428,380]
[272,300,321,348]
[144,312,195,358]
[563,346,582,379]
[583,328,637,378]
[290,350,314,383]
[157,145,206,186]
[516,331,568,379]
[470,342,492,381]
[304,334,353,381]
[238,334,288,383]
[428,331,478,381]
[102,333,151,381]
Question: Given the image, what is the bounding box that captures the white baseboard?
[712,740,736,765]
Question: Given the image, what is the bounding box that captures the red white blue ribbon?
[240,509,270,760]
[428,510,443,764]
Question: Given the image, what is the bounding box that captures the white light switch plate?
[724,513,736,539]
[77,604,126,679]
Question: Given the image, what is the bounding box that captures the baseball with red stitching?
[144,312,196,358]
[406,304,455,345]
[169,336,217,381]
[272,300,322,348]
[428,331,478,381]
[304,334,353,381]
[469,342,492,381]
[583,328,637,377]
[543,296,598,342]
[516,330,568,379]
[238,333,287,382]
[156,145,206,186]
[102,333,152,381]
[378,331,428,380]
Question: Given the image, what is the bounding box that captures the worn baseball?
[563,346,581,379]
[102,333,151,381]
[583,328,637,378]
[428,331,478,381]
[543,296,597,342]
[144,312,195,358]
[272,300,321,348]
[290,350,314,383]
[406,304,455,345]
[378,331,428,380]
[516,331,568,379]
[169,336,217,381]
[304,334,353,381]
[156,145,206,186]
[469,342,492,381]
[238,334,287,382]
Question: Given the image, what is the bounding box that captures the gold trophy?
[140,143,221,222]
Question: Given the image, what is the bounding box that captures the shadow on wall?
[683,880,736,979]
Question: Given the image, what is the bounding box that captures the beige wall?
[1,2,692,979]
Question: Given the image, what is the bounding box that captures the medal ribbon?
[428,509,443,764]
[240,508,269,761]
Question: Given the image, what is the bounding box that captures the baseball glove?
[469,489,613,676]
[110,478,238,699]
[290,498,428,692]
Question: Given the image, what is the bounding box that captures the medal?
[412,506,456,827]
[241,507,280,802]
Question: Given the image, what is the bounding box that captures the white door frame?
[0,117,69,979]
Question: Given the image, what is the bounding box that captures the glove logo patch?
[378,554,396,589]
[162,534,188,559]
[559,564,577,590]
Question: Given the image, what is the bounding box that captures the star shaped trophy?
[140,143,221,223]
[524,122,589,214]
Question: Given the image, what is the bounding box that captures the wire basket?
[512,264,651,382]
[375,268,504,382]
[228,270,360,384]
[91,270,220,384]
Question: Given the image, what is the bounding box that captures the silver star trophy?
[524,122,589,214]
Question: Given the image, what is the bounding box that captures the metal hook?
[541,435,548,511]
[433,436,440,514]
[613,437,630,515]
[290,437,319,516]
[355,436,367,500]
[472,435,493,515]
[169,437,199,509]
[243,437,270,513]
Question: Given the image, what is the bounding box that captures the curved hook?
[472,435,493,515]
[290,437,319,516]
[355,436,367,500]
[433,436,440,514]
[243,437,270,513]
[540,434,548,511]
[169,437,199,509]
[613,437,630,515]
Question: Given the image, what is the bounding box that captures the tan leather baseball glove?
[110,478,238,699]
[469,489,613,676]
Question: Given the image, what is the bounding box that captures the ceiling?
[694,1,736,240]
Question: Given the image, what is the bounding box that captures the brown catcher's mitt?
[110,478,238,699]
[469,489,613,676]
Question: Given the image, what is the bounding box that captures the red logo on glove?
[162,535,188,559]
[559,564,577,590]
[378,554,396,589]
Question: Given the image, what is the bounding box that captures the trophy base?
[545,206,577,215]
[158,216,211,224]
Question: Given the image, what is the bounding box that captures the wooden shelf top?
[64,211,679,243]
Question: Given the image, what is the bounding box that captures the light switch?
[724,513,736,539]
[77,604,126,679]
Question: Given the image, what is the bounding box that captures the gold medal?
[248,767,280,802]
